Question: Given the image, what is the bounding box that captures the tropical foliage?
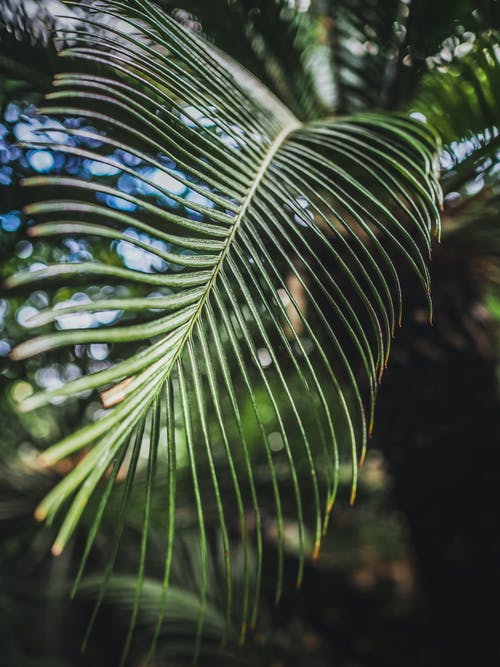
[1,0,499,665]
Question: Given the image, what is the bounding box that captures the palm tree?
[1,0,499,665]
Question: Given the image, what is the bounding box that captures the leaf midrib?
[163,119,302,379]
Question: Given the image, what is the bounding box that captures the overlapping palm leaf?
[159,0,332,121]
[2,0,441,652]
[416,31,500,147]
[311,0,500,114]
[412,30,500,280]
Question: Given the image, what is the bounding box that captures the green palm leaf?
[3,0,441,653]
[415,31,500,146]
[412,30,500,285]
[310,0,500,114]
[159,0,332,121]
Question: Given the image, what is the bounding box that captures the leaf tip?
[100,377,133,408]
[34,504,47,522]
[359,448,367,468]
[10,338,50,360]
[26,225,39,237]
[17,396,36,413]
[23,202,36,216]
[51,542,63,557]
[2,276,13,291]
[37,453,52,468]
[9,344,28,361]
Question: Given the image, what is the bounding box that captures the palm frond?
[80,575,235,658]
[318,0,403,112]
[414,28,500,195]
[2,0,441,653]
[311,0,500,113]
[161,0,334,121]
[411,30,500,311]
[414,31,500,148]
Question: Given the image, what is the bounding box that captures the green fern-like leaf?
[2,0,442,655]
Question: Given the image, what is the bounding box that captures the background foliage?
[1,1,500,666]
